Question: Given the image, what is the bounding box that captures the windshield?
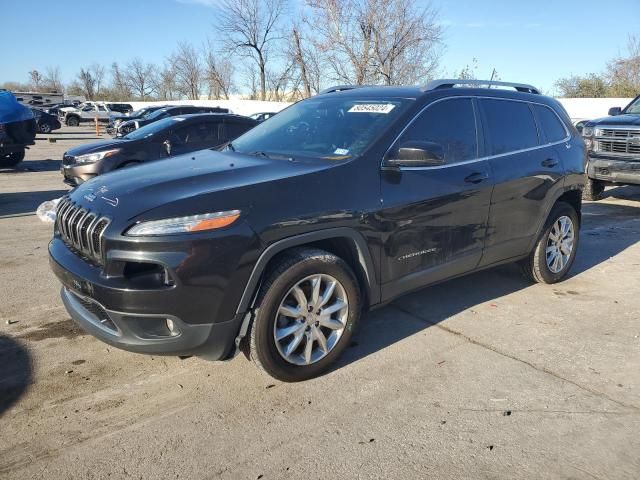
[624,97,640,114]
[123,117,178,140]
[143,108,168,120]
[231,96,412,159]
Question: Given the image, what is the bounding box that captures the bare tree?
[153,63,179,101]
[219,0,287,100]
[306,0,442,86]
[290,25,322,97]
[171,42,203,100]
[29,70,44,91]
[43,67,64,93]
[267,60,298,101]
[371,0,442,85]
[606,34,640,97]
[111,62,132,100]
[125,58,157,100]
[306,0,374,85]
[203,40,235,99]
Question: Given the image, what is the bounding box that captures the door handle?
[464,172,489,184]
[541,158,559,168]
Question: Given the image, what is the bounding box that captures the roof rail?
[319,85,369,95]
[423,79,540,95]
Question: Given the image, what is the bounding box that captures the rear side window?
[533,105,567,143]
[396,98,477,164]
[481,99,538,155]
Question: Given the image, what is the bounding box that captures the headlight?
[126,210,241,236]
[75,148,121,164]
[582,126,594,137]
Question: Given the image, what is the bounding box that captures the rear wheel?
[39,122,52,133]
[66,116,80,127]
[582,176,604,201]
[520,202,579,284]
[249,248,361,382]
[0,150,25,168]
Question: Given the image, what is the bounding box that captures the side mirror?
[608,107,622,116]
[163,140,172,156]
[385,141,445,168]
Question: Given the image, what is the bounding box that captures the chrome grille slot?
[80,214,97,252]
[595,127,640,157]
[56,198,109,265]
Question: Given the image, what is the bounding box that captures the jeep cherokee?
[49,80,586,381]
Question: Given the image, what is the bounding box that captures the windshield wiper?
[250,150,271,158]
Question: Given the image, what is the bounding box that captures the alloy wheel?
[273,274,349,366]
[546,215,575,273]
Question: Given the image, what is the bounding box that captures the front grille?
[56,197,109,265]
[595,127,640,157]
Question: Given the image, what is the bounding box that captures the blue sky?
[1,0,638,94]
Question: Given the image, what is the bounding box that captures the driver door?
[378,97,493,300]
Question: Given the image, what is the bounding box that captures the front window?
[143,108,168,121]
[624,97,640,114]
[231,96,412,160]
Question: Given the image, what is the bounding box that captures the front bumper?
[49,238,245,359]
[587,156,640,185]
[60,162,97,185]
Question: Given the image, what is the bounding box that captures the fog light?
[166,318,178,336]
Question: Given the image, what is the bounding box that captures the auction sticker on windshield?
[348,104,396,114]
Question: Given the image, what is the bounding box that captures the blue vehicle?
[0,90,36,167]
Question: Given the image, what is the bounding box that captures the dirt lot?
[0,126,639,480]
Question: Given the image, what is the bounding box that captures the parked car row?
[112,105,230,136]
[61,113,257,185]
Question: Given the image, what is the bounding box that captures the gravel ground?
[0,126,639,480]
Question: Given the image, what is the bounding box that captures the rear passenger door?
[478,98,567,266]
[379,97,493,300]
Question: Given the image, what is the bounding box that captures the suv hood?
[68,150,336,220]
[588,114,640,127]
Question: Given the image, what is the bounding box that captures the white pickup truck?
[59,102,132,126]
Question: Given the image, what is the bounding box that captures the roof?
[318,79,545,102]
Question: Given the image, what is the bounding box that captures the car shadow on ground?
[0,335,32,417]
[601,184,640,201]
[0,189,69,217]
[336,200,640,372]
[0,159,62,173]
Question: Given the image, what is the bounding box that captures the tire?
[582,176,604,201]
[39,122,52,133]
[249,248,361,382]
[0,150,25,168]
[520,202,579,284]
[66,116,80,127]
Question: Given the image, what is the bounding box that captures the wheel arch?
[527,186,583,253]
[235,228,379,315]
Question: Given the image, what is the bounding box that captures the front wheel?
[249,248,361,382]
[0,150,25,168]
[520,202,579,284]
[583,176,605,201]
[39,122,52,133]
[66,116,80,127]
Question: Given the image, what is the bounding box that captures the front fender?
[235,227,379,315]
